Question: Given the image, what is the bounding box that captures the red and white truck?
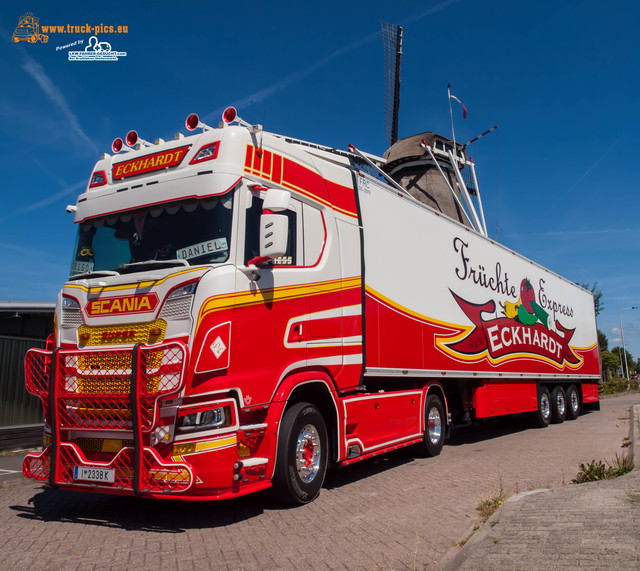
[23,108,601,503]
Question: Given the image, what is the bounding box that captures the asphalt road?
[0,392,637,570]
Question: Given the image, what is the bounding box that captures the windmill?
[377,22,488,235]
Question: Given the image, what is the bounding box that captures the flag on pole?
[449,94,467,119]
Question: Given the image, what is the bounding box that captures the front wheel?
[421,394,446,457]
[273,402,328,505]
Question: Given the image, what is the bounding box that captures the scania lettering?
[23,107,601,504]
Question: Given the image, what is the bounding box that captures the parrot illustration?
[500,279,550,328]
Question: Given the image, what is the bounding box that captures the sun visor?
[74,171,242,224]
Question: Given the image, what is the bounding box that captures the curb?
[442,402,639,570]
[630,404,640,466]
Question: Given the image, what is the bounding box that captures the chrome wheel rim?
[295,424,321,483]
[570,390,579,413]
[556,392,566,416]
[427,407,442,445]
[541,393,551,420]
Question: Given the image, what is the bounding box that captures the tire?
[565,385,580,420]
[533,387,551,428]
[421,394,446,457]
[550,386,567,424]
[273,402,327,505]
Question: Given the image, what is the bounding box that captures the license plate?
[73,466,115,483]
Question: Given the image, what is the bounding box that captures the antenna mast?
[382,22,403,147]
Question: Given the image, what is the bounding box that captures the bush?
[573,454,633,483]
[599,378,639,395]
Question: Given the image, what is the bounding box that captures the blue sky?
[0,1,638,361]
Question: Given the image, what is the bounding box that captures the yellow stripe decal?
[65,267,206,294]
[197,276,361,329]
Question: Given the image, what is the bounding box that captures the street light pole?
[619,306,638,381]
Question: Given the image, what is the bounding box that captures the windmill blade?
[382,22,403,147]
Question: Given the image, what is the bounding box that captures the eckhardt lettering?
[112,146,190,179]
[437,289,583,369]
[86,294,158,316]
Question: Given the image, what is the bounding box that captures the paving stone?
[0,393,638,569]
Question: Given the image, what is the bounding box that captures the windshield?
[70,194,233,277]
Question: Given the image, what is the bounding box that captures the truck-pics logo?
[12,13,48,44]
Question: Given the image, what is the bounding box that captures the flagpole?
[447,83,456,149]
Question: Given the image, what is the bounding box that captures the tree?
[597,329,608,352]
[579,282,603,317]
[611,346,635,377]
[600,350,620,379]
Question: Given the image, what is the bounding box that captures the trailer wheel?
[550,386,567,424]
[565,385,580,420]
[533,387,551,428]
[421,395,445,457]
[273,402,327,505]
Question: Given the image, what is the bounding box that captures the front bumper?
[23,342,272,499]
[23,442,193,494]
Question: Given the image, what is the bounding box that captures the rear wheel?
[273,402,328,505]
[532,387,551,428]
[565,385,580,420]
[550,386,567,424]
[421,394,445,457]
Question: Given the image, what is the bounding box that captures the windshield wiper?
[117,259,189,273]
[69,270,121,281]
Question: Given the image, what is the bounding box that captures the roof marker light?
[189,141,220,164]
[112,138,124,153]
[89,170,108,188]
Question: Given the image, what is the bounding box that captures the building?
[0,301,54,449]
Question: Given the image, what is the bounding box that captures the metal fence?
[0,336,45,426]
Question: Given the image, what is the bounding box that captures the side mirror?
[245,188,291,269]
[259,213,288,259]
[263,189,291,212]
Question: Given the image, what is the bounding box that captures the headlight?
[62,296,80,309]
[168,282,197,299]
[177,405,231,433]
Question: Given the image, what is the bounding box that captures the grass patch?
[627,492,640,505]
[477,483,506,522]
[572,453,633,484]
